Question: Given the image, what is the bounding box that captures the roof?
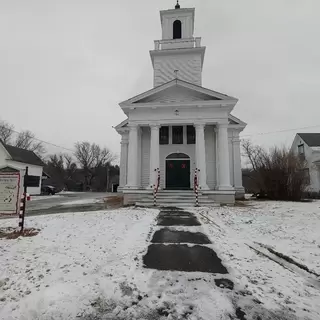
[297,133,320,147]
[3,144,44,166]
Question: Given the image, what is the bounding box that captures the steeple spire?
[175,1,180,9]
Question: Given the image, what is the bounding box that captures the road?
[26,192,112,216]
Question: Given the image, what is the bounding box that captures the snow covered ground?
[195,200,320,319]
[1,201,320,319]
[60,198,104,206]
[30,195,62,201]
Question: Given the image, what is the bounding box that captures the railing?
[154,37,201,51]
[153,168,160,207]
[194,168,200,207]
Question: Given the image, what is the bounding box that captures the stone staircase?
[135,190,219,207]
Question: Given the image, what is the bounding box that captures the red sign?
[181,163,186,169]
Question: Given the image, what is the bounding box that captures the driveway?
[26,192,112,216]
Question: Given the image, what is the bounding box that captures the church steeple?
[150,5,206,87]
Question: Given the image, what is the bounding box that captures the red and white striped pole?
[153,168,160,207]
[194,168,200,207]
[19,166,30,232]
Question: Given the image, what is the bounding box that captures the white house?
[291,133,320,193]
[115,3,247,206]
[0,140,44,195]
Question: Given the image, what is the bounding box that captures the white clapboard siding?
[153,53,202,87]
[205,125,216,189]
[140,127,150,188]
[137,86,215,104]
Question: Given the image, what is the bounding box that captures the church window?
[159,126,169,145]
[187,125,196,144]
[173,20,182,39]
[172,126,183,144]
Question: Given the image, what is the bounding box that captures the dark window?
[166,153,189,159]
[159,126,169,145]
[25,175,40,187]
[187,125,196,144]
[173,20,182,39]
[298,144,304,155]
[172,126,183,144]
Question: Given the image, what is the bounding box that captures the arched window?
[173,20,182,39]
[166,153,190,159]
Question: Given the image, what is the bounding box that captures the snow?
[1,201,320,319]
[60,198,103,206]
[193,200,320,319]
[30,195,62,201]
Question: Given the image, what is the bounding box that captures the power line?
[241,124,320,138]
[0,124,75,153]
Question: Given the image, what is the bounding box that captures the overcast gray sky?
[1,0,319,159]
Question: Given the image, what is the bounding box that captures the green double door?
[165,159,191,190]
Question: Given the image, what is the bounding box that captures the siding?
[140,127,151,188]
[205,125,216,189]
[154,53,202,87]
[291,134,320,192]
[6,160,43,195]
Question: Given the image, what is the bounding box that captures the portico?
[114,3,247,205]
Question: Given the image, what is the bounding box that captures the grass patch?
[0,227,40,240]
[104,195,123,209]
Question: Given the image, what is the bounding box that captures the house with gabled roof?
[114,3,247,206]
[291,133,320,193]
[0,140,45,195]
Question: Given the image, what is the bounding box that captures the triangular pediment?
[135,85,220,104]
[120,79,237,107]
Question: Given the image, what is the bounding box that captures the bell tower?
[150,1,206,87]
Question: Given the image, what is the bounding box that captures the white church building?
[115,2,246,206]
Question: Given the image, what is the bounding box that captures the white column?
[149,124,160,189]
[195,123,209,190]
[217,123,233,190]
[119,133,129,190]
[233,134,244,191]
[126,124,139,189]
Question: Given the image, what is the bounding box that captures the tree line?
[0,120,119,192]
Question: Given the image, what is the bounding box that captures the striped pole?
[194,168,200,207]
[153,168,160,206]
[19,166,29,232]
[19,193,26,232]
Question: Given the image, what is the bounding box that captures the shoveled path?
[143,207,228,274]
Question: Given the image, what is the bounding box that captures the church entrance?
[165,153,190,190]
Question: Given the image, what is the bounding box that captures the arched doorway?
[173,20,182,39]
[165,153,190,190]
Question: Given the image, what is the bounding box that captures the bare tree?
[14,130,46,157]
[0,120,14,144]
[242,139,308,201]
[74,142,116,190]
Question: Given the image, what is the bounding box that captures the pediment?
[134,85,220,104]
[119,79,238,107]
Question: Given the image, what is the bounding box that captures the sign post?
[19,166,29,233]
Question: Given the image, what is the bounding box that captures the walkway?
[143,207,228,274]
